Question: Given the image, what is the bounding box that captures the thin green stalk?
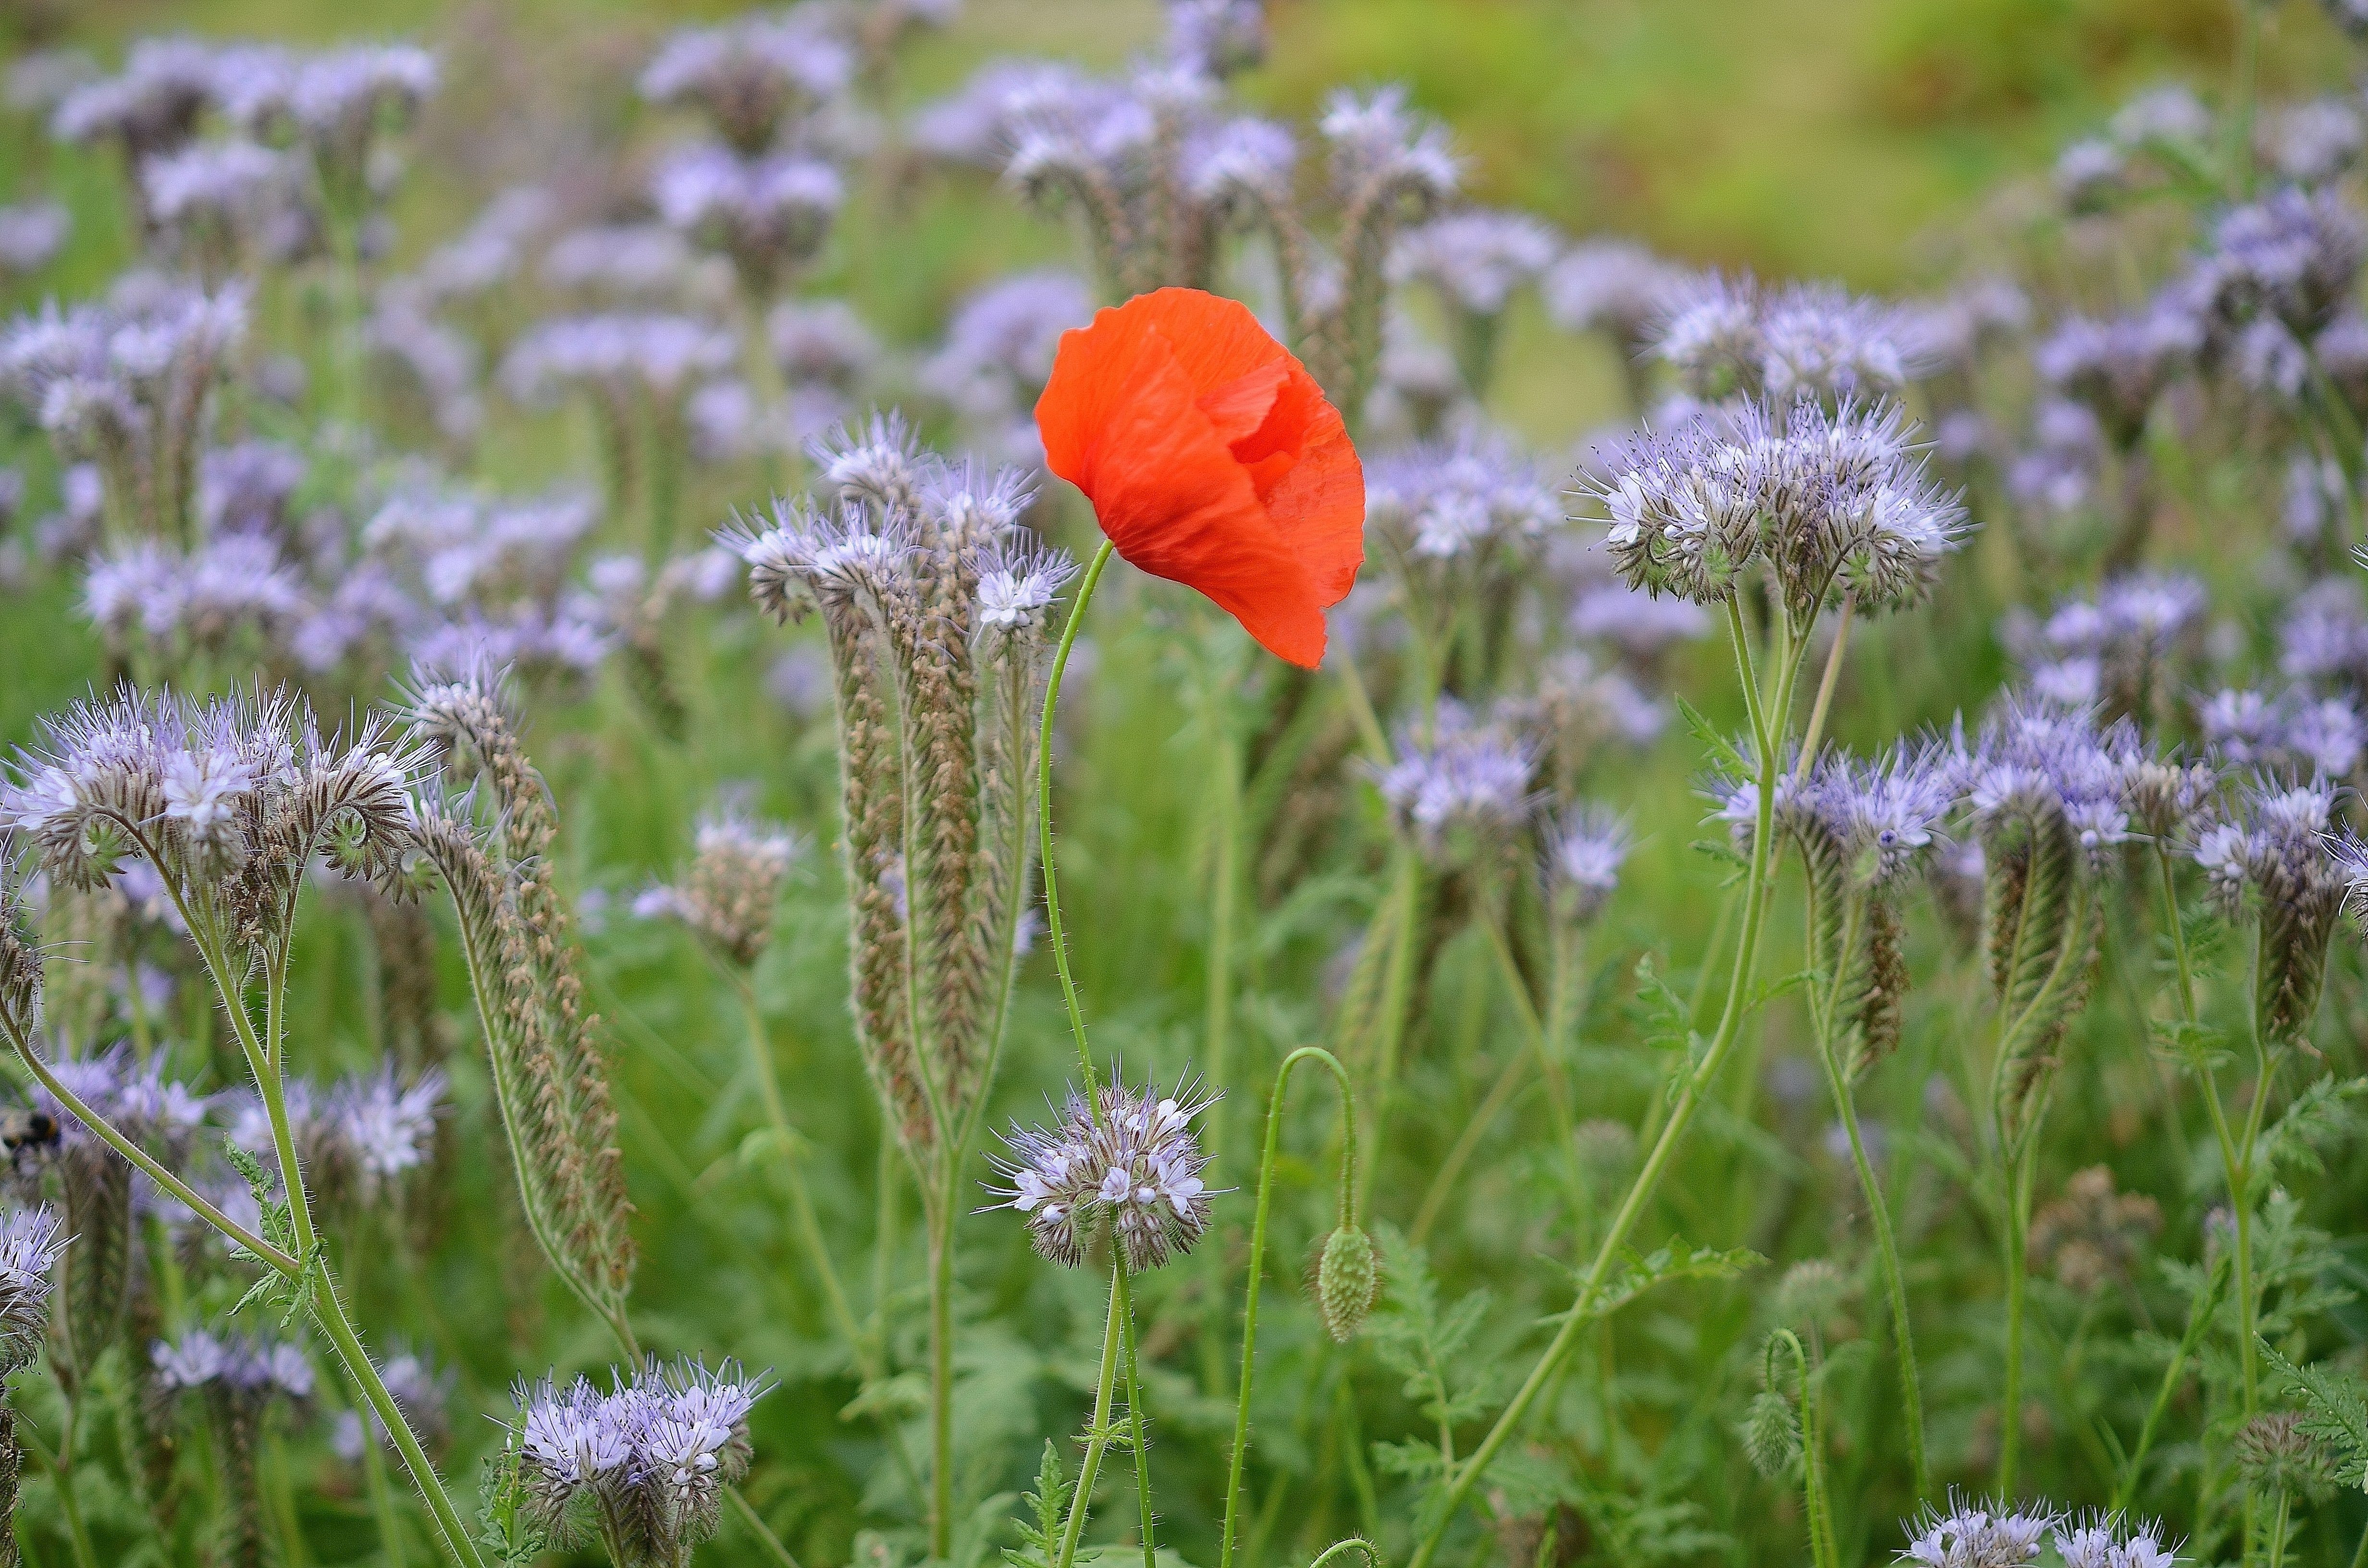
[1115,1258,1156,1568]
[733,979,869,1361]
[1476,896,1585,1211]
[18,1424,96,1568]
[1772,1330,1837,1568]
[1201,694,1243,1399]
[2230,0,2261,198]
[1221,1047,1357,1568]
[1403,597,1802,1568]
[1053,1267,1130,1568]
[732,977,926,1500]
[347,1362,410,1568]
[1794,593,1853,778]
[312,1276,488,1568]
[929,1196,956,1561]
[1040,539,1119,1093]
[1807,990,1928,1496]
[2156,846,2200,1027]
[1356,850,1422,1219]
[726,1490,805,1568]
[1998,1138,2036,1497]
[2113,1251,2228,1512]
[2267,1490,2292,1568]
[0,1024,294,1270]
[1408,1034,1527,1247]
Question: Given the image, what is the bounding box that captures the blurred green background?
[13,0,2341,284]
[14,0,2358,463]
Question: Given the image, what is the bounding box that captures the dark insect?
[0,1107,61,1173]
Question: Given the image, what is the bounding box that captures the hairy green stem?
[19,1423,96,1568]
[1998,1136,2034,1496]
[1794,593,1853,778]
[1772,1330,1836,1568]
[1040,539,1119,1093]
[1053,1267,1129,1568]
[1806,963,1928,1497]
[733,979,870,1364]
[1116,1257,1157,1568]
[357,1384,410,1568]
[1402,595,1801,1568]
[2113,1251,2227,1511]
[1221,1047,1357,1568]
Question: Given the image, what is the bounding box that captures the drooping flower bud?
[1315,1223,1378,1343]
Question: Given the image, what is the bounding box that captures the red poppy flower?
[1035,287,1364,668]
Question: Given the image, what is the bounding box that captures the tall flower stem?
[1808,1017,1927,1495]
[1771,1329,1837,1568]
[1116,1257,1157,1568]
[1040,539,1119,1093]
[1403,596,1802,1568]
[928,1190,957,1560]
[1795,593,1853,774]
[2113,1250,2228,1511]
[1354,849,1422,1220]
[2229,0,2262,198]
[731,978,871,1371]
[1221,1046,1357,1568]
[1053,1267,1130,1568]
[1802,879,1926,1496]
[1036,539,1169,1568]
[1997,1136,2037,1496]
[354,1379,411,1568]
[1201,707,1243,1400]
[736,971,923,1510]
[20,1421,98,1568]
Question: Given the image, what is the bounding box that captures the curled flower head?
[509,1356,772,1556]
[1372,700,1537,861]
[2196,776,2346,1042]
[974,536,1079,649]
[1366,426,1558,566]
[987,1071,1218,1273]
[1036,288,1364,667]
[1543,804,1631,925]
[1584,396,1964,619]
[0,688,421,931]
[2047,1511,2181,1568]
[153,1327,315,1404]
[1545,239,1681,346]
[1652,273,1922,403]
[1390,208,1559,318]
[640,10,851,152]
[1968,698,2141,858]
[0,1204,62,1373]
[2033,306,2198,450]
[1318,86,1459,208]
[640,804,802,968]
[1898,1495,2059,1568]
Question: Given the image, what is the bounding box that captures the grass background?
[0,2,2364,1564]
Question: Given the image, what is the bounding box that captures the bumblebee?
[0,1107,61,1172]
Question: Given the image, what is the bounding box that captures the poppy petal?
[1035,287,1365,668]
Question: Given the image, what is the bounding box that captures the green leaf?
[1004,1439,1073,1568]
[1559,1241,1764,1325]
[1676,697,1750,778]
[2257,1076,2368,1185]
[2262,1342,2368,1490]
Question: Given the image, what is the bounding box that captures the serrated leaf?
[1676,697,1750,778]
[2262,1342,2368,1490]
[1558,1242,1764,1325]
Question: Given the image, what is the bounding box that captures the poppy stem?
[1039,539,1120,1093]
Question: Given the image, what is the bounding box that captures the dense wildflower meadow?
[8,1,2368,1566]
